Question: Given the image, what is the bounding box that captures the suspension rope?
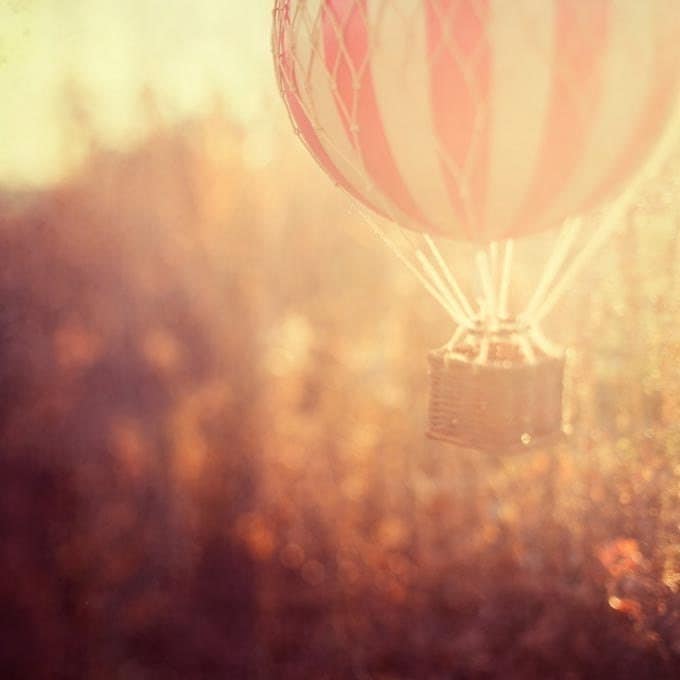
[415,250,470,324]
[423,235,476,320]
[489,241,499,296]
[283,47,476,331]
[279,5,680,338]
[498,240,514,319]
[528,325,563,358]
[516,333,538,365]
[522,218,581,323]
[476,251,497,323]
[389,216,475,328]
[354,207,473,329]
[528,87,680,324]
[531,201,629,324]
[438,324,468,352]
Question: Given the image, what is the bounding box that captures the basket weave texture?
[427,346,565,452]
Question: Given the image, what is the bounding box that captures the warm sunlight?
[2,2,680,678]
[0,0,274,186]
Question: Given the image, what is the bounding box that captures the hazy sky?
[0,1,276,187]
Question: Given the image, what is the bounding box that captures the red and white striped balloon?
[273,0,680,242]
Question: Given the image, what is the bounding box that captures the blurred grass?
[1,91,680,679]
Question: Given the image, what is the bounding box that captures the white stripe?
[539,0,655,228]
[484,0,555,240]
[290,0,413,227]
[367,1,463,237]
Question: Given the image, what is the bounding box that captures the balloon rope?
[355,207,473,329]
[529,84,680,325]
[528,325,563,359]
[516,333,537,365]
[437,324,468,353]
[415,250,470,324]
[489,241,499,297]
[522,218,581,323]
[284,47,475,332]
[476,251,497,323]
[423,235,476,319]
[531,201,629,324]
[498,240,514,319]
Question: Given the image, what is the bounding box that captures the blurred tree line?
[1,93,680,679]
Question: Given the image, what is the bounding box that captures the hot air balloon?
[272,0,680,451]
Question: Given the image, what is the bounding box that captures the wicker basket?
[427,342,565,452]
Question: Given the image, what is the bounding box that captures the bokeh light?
[1,3,680,678]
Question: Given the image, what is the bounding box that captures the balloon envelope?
[273,0,680,242]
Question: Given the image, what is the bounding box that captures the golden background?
[1,2,680,677]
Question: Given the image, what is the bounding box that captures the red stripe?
[322,0,437,233]
[426,0,491,241]
[273,1,387,219]
[580,6,680,214]
[504,1,610,240]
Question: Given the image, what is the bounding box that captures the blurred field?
[2,81,680,679]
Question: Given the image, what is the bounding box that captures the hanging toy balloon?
[272,0,680,451]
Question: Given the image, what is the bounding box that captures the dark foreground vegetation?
[1,100,680,678]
